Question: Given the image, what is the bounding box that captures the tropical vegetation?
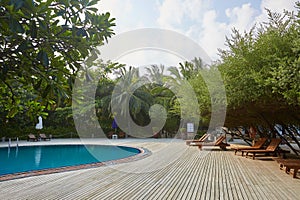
[0,0,299,154]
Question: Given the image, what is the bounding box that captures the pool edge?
[0,146,151,182]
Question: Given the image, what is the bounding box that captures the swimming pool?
[0,145,142,178]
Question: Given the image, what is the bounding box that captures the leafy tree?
[217,3,300,153]
[111,67,153,137]
[179,57,204,80]
[218,7,300,126]
[0,0,115,120]
[72,60,123,137]
[167,66,200,131]
[145,65,179,134]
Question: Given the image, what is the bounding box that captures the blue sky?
[98,0,296,66]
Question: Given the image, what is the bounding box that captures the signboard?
[187,123,194,133]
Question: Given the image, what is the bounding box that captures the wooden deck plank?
[0,139,299,199]
[231,157,258,200]
[234,156,266,200]
[218,154,227,200]
[189,151,210,199]
[186,151,207,200]
[200,153,212,200]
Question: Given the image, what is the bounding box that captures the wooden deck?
[0,139,300,199]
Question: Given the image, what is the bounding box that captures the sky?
[97,0,297,67]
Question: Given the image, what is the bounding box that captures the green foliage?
[0,0,115,119]
[3,1,299,140]
[46,107,73,127]
[0,114,77,139]
[218,4,300,127]
[179,57,204,80]
[111,67,154,133]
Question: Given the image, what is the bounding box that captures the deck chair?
[186,134,209,145]
[27,134,38,142]
[106,131,114,139]
[284,163,300,178]
[39,133,51,141]
[241,138,282,159]
[118,132,126,138]
[274,158,300,169]
[274,158,300,178]
[231,138,268,155]
[192,135,229,150]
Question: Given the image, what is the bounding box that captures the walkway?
[0,139,299,199]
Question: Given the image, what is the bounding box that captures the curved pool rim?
[0,144,151,182]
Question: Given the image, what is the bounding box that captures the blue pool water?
[0,145,140,176]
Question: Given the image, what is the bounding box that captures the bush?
[0,126,78,140]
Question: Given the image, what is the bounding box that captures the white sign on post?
[187,123,194,133]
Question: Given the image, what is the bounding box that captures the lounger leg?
[285,167,291,174]
[198,145,202,150]
[293,168,299,178]
[279,163,284,170]
[220,144,226,150]
[252,153,255,160]
[234,150,237,155]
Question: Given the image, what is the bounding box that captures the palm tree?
[179,57,204,80]
[110,67,153,138]
[145,65,176,136]
[145,64,165,85]
[167,66,200,136]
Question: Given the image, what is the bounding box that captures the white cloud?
[157,0,210,28]
[98,0,134,32]
[118,50,183,68]
[99,0,132,18]
[156,1,259,60]
[157,0,185,28]
[156,0,297,60]
[260,0,296,13]
[255,0,297,25]
[98,0,298,61]
[196,3,257,60]
[198,10,228,60]
[225,3,256,31]
[184,0,209,21]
